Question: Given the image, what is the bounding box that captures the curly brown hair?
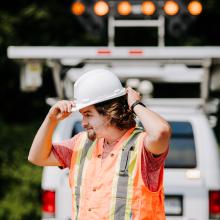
[94,95,136,130]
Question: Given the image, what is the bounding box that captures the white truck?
[7,46,220,220]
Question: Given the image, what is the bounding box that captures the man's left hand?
[126,87,141,109]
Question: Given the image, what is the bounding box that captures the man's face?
[79,105,109,141]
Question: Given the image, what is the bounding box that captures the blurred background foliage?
[0,0,220,219]
[0,120,42,219]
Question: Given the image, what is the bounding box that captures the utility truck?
[7,46,220,220]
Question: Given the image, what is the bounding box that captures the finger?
[67,102,73,112]
[58,101,68,113]
[64,101,75,113]
[60,111,70,119]
[126,87,131,94]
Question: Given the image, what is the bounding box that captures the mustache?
[83,124,93,130]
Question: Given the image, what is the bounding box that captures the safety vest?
[69,127,166,220]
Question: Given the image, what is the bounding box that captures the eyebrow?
[82,110,92,114]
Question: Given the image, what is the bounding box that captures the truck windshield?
[165,121,197,168]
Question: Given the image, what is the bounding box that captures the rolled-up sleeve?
[52,145,72,168]
[141,144,169,192]
[52,133,81,168]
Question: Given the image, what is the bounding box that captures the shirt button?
[88,208,92,211]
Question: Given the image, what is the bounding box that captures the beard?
[84,126,96,141]
[87,129,96,141]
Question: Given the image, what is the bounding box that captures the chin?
[87,129,96,141]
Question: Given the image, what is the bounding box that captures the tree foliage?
[0,120,43,220]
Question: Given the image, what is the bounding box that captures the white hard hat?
[71,69,126,111]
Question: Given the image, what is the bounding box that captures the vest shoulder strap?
[75,137,93,217]
[113,127,144,219]
[119,127,143,176]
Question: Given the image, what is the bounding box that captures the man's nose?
[82,116,88,127]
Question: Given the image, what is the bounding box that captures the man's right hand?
[28,100,75,167]
[48,100,75,122]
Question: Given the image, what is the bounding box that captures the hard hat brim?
[71,88,126,112]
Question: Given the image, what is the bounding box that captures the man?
[28,69,171,220]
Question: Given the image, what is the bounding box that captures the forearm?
[133,104,171,154]
[28,114,58,165]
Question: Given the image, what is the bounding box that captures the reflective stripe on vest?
[69,132,96,220]
[114,129,142,220]
[75,138,93,218]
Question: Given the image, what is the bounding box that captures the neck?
[104,127,128,145]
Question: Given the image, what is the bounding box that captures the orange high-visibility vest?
[69,127,166,220]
